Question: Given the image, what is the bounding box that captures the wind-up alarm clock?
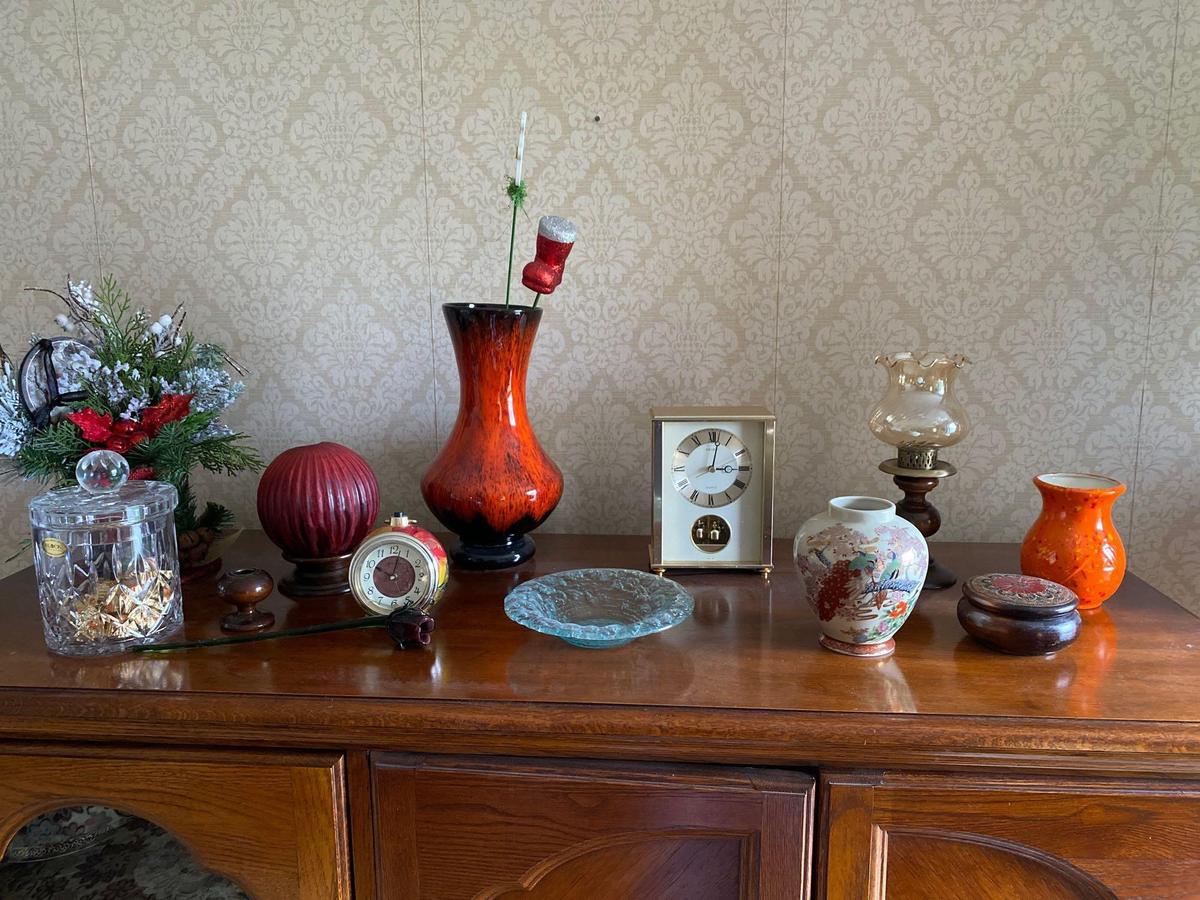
[349,513,449,615]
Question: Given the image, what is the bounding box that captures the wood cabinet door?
[0,745,350,899]
[372,754,813,899]
[820,771,1200,899]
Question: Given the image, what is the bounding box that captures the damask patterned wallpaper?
[2,0,1197,611]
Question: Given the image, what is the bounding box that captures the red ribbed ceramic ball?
[257,442,380,560]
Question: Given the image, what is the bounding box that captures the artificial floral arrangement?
[0,277,260,559]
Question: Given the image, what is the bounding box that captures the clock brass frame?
[650,406,775,576]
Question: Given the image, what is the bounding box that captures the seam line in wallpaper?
[770,0,791,418]
[1127,0,1184,559]
[69,0,103,275]
[415,0,439,441]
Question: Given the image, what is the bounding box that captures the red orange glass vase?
[421,303,563,569]
[1020,473,1126,609]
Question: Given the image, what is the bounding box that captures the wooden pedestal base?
[279,554,353,597]
[181,556,223,584]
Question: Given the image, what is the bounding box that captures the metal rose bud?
[385,608,435,650]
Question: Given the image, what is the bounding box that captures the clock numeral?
[707,430,718,444]
[734,448,747,457]
[675,478,689,491]
[733,479,747,490]
[672,465,685,472]
[690,489,699,503]
[706,495,714,507]
[691,434,702,447]
[738,465,750,472]
[723,491,732,502]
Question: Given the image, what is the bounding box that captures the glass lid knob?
[76,449,130,494]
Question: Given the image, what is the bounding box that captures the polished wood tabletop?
[0,532,1197,771]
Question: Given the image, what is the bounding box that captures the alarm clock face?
[351,534,436,615]
[672,428,751,508]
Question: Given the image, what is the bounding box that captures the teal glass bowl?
[504,568,694,648]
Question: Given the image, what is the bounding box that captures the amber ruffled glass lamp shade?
[868,351,970,471]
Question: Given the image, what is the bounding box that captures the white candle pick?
[514,111,527,185]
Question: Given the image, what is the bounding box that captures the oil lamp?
[868,351,970,589]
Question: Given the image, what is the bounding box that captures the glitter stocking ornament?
[521,216,577,296]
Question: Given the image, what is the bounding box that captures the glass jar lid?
[28,450,177,529]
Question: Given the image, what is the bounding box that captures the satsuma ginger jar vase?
[793,497,928,658]
[1020,473,1126,609]
[421,303,563,570]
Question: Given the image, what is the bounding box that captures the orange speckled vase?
[421,303,562,569]
[1020,473,1126,609]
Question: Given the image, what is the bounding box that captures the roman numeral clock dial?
[672,428,752,508]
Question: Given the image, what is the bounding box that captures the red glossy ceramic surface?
[420,303,562,568]
[256,442,380,558]
[1019,473,1126,609]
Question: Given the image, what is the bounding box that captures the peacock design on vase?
[793,496,929,657]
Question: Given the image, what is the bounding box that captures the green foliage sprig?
[10,421,90,483]
[174,479,235,534]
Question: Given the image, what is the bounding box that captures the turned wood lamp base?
[879,457,958,591]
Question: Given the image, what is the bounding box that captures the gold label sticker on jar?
[41,538,67,558]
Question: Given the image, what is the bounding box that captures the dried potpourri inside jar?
[28,450,182,656]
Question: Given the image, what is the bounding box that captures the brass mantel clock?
[650,406,775,576]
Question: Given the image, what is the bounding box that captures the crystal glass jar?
[28,450,182,656]
[868,351,970,470]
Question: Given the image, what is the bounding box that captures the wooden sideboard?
[0,532,1197,898]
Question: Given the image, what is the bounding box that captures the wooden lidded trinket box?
[957,573,1081,655]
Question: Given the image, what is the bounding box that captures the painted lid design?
[962,573,1079,619]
